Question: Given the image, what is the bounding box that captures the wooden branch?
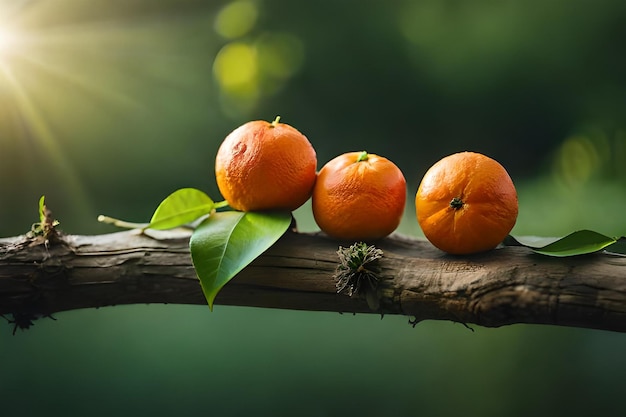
[1,229,625,333]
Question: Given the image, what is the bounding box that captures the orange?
[415,151,518,255]
[215,117,317,212]
[312,151,407,241]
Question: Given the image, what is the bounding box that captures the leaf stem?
[97,215,148,229]
[214,200,230,209]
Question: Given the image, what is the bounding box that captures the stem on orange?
[356,151,369,162]
[450,197,464,210]
[270,116,281,127]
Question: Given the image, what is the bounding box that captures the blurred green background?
[1,0,625,416]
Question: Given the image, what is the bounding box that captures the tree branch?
[1,229,625,333]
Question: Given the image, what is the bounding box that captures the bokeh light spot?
[553,135,600,186]
[214,1,258,39]
[213,41,257,91]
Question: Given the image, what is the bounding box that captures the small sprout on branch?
[334,242,383,297]
[28,196,60,244]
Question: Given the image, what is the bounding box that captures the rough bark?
[1,229,625,333]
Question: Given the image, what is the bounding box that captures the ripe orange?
[312,151,407,241]
[415,151,518,255]
[215,117,317,212]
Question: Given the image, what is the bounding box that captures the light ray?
[0,60,93,217]
[0,27,17,54]
[0,1,216,231]
[9,49,143,111]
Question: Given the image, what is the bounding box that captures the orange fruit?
[215,117,317,212]
[415,151,518,255]
[312,151,407,241]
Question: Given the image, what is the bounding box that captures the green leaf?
[510,230,617,257]
[148,188,214,230]
[38,195,46,224]
[189,210,292,310]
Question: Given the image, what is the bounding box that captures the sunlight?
[0,26,18,56]
[0,62,87,206]
[0,6,109,221]
[0,1,219,230]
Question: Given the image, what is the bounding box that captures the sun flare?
[0,3,151,222]
[0,0,223,230]
[0,26,18,55]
